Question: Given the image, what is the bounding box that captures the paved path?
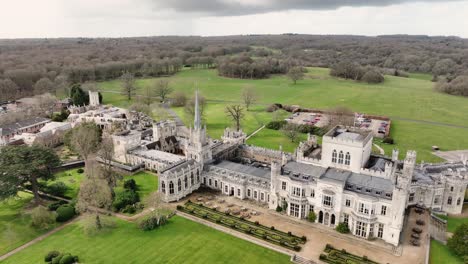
[0,217,81,261]
[246,125,265,140]
[373,143,385,155]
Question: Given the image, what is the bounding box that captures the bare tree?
[242,86,258,110]
[69,122,101,170]
[154,79,173,102]
[34,77,54,95]
[281,123,300,142]
[171,91,187,107]
[225,105,245,131]
[287,66,305,84]
[141,85,155,106]
[120,71,136,101]
[34,93,57,117]
[328,106,354,128]
[76,176,113,230]
[144,191,166,211]
[184,93,206,123]
[98,137,121,189]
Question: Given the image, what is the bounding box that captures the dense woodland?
[1,34,468,102]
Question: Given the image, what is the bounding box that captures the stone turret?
[392,149,399,162]
[89,91,100,107]
[402,150,416,180]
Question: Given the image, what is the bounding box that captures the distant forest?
[1,34,468,101]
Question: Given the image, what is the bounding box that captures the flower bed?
[177,201,305,251]
[319,244,379,264]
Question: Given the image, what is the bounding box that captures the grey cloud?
[151,0,463,16]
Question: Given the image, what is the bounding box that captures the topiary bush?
[50,254,63,264]
[46,182,69,197]
[44,251,60,262]
[48,200,68,211]
[112,189,140,212]
[123,178,137,191]
[336,222,350,234]
[76,168,84,174]
[307,211,316,223]
[276,206,282,212]
[56,204,75,222]
[58,254,75,264]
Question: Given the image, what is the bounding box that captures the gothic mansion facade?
[96,91,467,247]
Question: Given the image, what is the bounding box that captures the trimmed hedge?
[322,245,379,264]
[178,201,303,251]
[56,205,75,222]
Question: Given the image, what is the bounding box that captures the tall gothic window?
[345,152,351,165]
[184,176,188,188]
[332,150,337,163]
[191,173,194,185]
[338,151,344,164]
[161,181,166,194]
[169,181,174,194]
[178,179,182,192]
[196,170,200,183]
[448,196,452,205]
[457,198,461,205]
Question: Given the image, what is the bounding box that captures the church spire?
[194,89,201,130]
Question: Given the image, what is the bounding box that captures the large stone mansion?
[72,91,467,247]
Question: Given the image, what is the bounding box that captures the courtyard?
[174,190,429,264]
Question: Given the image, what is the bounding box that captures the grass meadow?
[96,67,468,162]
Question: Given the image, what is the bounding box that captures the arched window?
[191,173,194,185]
[447,196,452,205]
[184,176,188,188]
[197,170,200,183]
[332,150,337,163]
[345,152,351,165]
[169,181,174,194]
[178,179,182,192]
[338,151,344,164]
[457,198,461,205]
[161,181,166,194]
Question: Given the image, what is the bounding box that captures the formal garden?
[320,244,379,264]
[177,201,306,251]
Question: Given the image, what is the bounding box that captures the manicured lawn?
[1,216,291,264]
[430,240,463,264]
[116,171,159,201]
[0,192,58,256]
[47,168,86,199]
[247,128,307,153]
[96,68,468,162]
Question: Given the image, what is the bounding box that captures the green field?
[114,171,159,201]
[1,216,290,264]
[46,168,86,198]
[96,68,468,163]
[434,213,468,233]
[430,240,463,264]
[0,192,58,256]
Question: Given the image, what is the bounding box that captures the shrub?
[362,70,384,84]
[76,168,84,174]
[276,206,282,212]
[51,254,63,264]
[176,205,183,210]
[293,245,301,251]
[45,250,60,262]
[172,91,187,107]
[46,182,69,197]
[287,231,292,236]
[122,205,136,214]
[336,222,350,234]
[330,61,365,81]
[254,221,259,225]
[266,104,279,112]
[363,255,368,261]
[31,206,56,229]
[48,200,67,211]
[123,178,137,191]
[138,213,168,231]
[383,137,394,144]
[270,226,275,230]
[59,254,75,264]
[301,236,307,242]
[447,223,468,257]
[56,204,75,222]
[307,211,316,223]
[266,120,287,130]
[319,254,327,260]
[113,189,140,211]
[325,244,334,250]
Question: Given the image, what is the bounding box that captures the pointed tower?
[185,89,212,165]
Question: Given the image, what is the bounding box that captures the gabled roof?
[0,117,50,136]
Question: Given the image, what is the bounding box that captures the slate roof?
[0,117,50,136]
[214,160,271,179]
[283,162,327,181]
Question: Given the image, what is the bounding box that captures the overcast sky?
[1,0,467,38]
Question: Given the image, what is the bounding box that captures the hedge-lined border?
[177,201,306,251]
[319,244,380,264]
